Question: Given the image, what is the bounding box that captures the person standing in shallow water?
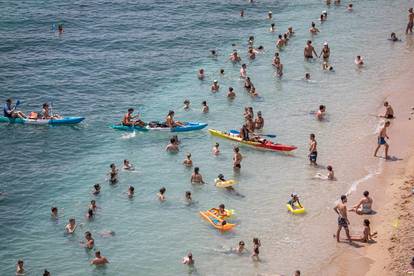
[308,133,318,166]
[304,40,318,59]
[333,195,352,243]
[406,8,414,34]
[233,147,242,170]
[374,121,391,159]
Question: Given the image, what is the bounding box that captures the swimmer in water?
[109,163,118,184]
[198,68,205,80]
[268,11,272,19]
[249,86,259,97]
[309,22,320,34]
[16,259,25,275]
[248,47,256,59]
[86,208,94,220]
[272,52,280,66]
[233,147,242,170]
[185,191,192,204]
[93,183,101,195]
[233,241,248,255]
[166,138,179,152]
[276,34,285,48]
[220,68,224,75]
[374,121,390,159]
[322,61,334,71]
[251,238,261,261]
[305,73,311,80]
[183,153,193,167]
[202,101,209,113]
[316,105,326,120]
[43,270,50,276]
[191,167,205,184]
[227,87,236,99]
[182,252,194,265]
[381,101,394,119]
[229,50,241,62]
[255,111,264,129]
[327,165,335,180]
[287,26,295,37]
[319,42,330,61]
[304,40,318,59]
[270,23,276,32]
[274,58,283,77]
[123,159,134,171]
[355,55,364,66]
[128,186,134,198]
[211,80,220,92]
[158,187,166,201]
[65,218,77,234]
[347,3,353,11]
[51,207,59,219]
[210,49,218,57]
[58,23,63,34]
[183,99,191,111]
[389,32,401,42]
[90,251,109,266]
[89,200,97,212]
[81,231,94,249]
[212,142,220,155]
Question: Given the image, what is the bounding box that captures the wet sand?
[314,59,414,276]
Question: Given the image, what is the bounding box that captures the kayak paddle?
[229,129,277,138]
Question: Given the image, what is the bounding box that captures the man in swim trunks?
[233,147,242,169]
[304,40,318,59]
[165,110,183,127]
[3,98,26,119]
[309,133,318,166]
[122,108,145,127]
[374,121,390,159]
[333,195,352,243]
[90,251,109,265]
[381,101,394,119]
[406,8,414,34]
[350,190,373,214]
[254,111,264,129]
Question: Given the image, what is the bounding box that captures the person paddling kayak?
[165,110,184,127]
[122,108,145,127]
[3,98,26,119]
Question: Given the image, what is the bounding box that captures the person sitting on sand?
[288,193,303,208]
[128,186,134,198]
[81,231,94,249]
[65,218,77,234]
[316,105,326,120]
[166,138,179,152]
[3,98,26,119]
[350,191,373,214]
[183,99,191,111]
[16,259,25,275]
[122,108,145,127]
[191,167,205,184]
[212,143,220,155]
[229,50,241,62]
[348,219,377,242]
[90,251,109,265]
[92,183,101,195]
[157,187,166,201]
[109,163,118,184]
[185,191,192,204]
[182,252,194,265]
[251,238,261,261]
[227,87,236,99]
[165,110,183,127]
[123,159,134,171]
[374,121,390,159]
[183,153,193,167]
[355,55,364,65]
[198,68,205,80]
[333,195,352,243]
[211,80,220,92]
[381,101,394,119]
[202,101,209,113]
[406,257,414,274]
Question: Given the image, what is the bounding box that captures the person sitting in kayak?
[3,98,26,119]
[288,193,303,209]
[41,103,61,119]
[122,108,145,127]
[165,110,184,127]
[239,124,250,141]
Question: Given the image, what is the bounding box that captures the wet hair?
[249,35,254,41]
[340,195,347,202]
[384,101,389,105]
[310,133,315,139]
[228,87,234,92]
[95,251,101,256]
[199,68,204,73]
[239,240,245,246]
[185,191,191,197]
[363,219,370,226]
[349,3,353,7]
[220,69,224,74]
[215,142,219,147]
[219,203,225,209]
[128,108,134,112]
[186,153,191,158]
[91,200,96,205]
[184,99,190,104]
[258,45,264,50]
[218,174,224,179]
[170,138,175,144]
[129,186,134,192]
[363,190,369,197]
[385,121,391,126]
[253,237,260,244]
[51,207,57,213]
[94,183,100,190]
[319,105,325,110]
[85,231,92,237]
[69,218,75,223]
[159,187,166,194]
[278,34,282,39]
[357,55,361,59]
[312,22,316,27]
[168,110,174,116]
[17,259,24,264]
[327,165,333,171]
[307,40,312,44]
[211,50,216,55]
[222,220,227,225]
[202,101,207,105]
[194,167,200,174]
[42,102,49,108]
[271,23,275,27]
[110,163,115,168]
[295,271,301,276]
[234,147,239,153]
[43,270,51,276]
[188,252,193,259]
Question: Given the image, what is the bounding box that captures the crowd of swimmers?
[10,2,414,276]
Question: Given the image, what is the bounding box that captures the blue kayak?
[0,116,85,125]
[111,122,207,132]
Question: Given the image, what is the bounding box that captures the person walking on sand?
[308,133,318,166]
[374,121,390,159]
[333,195,352,243]
[406,8,414,34]
[350,190,373,214]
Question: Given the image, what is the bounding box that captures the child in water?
[182,252,194,265]
[288,193,303,209]
[183,99,191,111]
[252,238,261,261]
[92,183,101,195]
[123,159,134,171]
[185,191,192,204]
[128,186,134,198]
[109,163,118,184]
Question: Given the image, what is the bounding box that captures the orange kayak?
[199,210,236,231]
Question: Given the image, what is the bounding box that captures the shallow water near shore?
[1,0,414,275]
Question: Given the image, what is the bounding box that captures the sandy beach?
[315,55,414,276]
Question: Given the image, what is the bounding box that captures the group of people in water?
[11,1,414,275]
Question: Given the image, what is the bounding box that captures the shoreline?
[314,57,414,276]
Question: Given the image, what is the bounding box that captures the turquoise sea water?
[1,0,414,275]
